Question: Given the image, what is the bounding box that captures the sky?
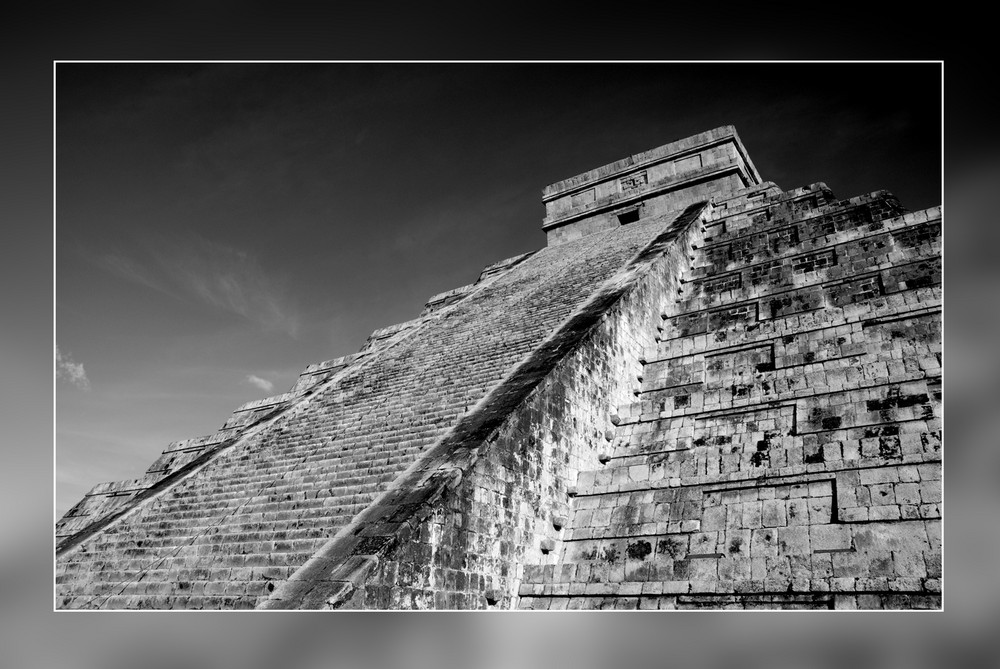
[54,62,943,518]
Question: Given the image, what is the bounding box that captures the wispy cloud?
[92,252,180,300]
[245,374,274,393]
[56,345,91,391]
[89,232,300,337]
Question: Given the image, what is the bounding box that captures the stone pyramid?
[56,127,941,610]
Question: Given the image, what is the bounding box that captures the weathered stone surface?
[518,176,940,611]
[56,127,941,610]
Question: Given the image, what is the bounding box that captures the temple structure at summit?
[57,127,942,610]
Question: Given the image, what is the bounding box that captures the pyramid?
[56,127,941,610]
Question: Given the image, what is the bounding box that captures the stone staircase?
[57,213,689,609]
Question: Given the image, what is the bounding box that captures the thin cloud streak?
[93,252,178,299]
[55,345,90,390]
[89,232,301,337]
[245,374,274,393]
[168,236,299,337]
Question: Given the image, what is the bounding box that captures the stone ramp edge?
[54,243,548,562]
[260,201,710,610]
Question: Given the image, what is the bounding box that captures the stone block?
[679,519,701,533]
[777,526,809,555]
[761,499,787,527]
[810,525,852,552]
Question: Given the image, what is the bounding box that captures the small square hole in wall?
[618,209,640,225]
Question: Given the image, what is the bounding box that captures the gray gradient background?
[3,6,993,669]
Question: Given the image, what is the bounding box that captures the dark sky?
[54,62,942,516]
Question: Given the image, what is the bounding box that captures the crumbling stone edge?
[260,201,710,610]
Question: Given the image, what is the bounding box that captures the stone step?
[62,506,366,560]
[58,549,317,591]
[61,593,262,610]
[169,474,398,508]
[673,244,940,323]
[92,504,368,542]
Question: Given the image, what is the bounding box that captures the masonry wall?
[541,127,759,247]
[519,183,942,610]
[545,174,747,247]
